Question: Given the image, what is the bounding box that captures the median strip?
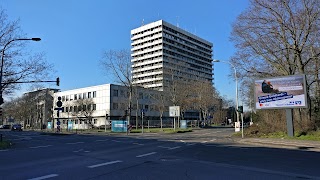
[136,152,157,158]
[88,160,122,168]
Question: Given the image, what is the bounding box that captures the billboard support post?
[286,109,294,137]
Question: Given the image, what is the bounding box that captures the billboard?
[254,75,307,109]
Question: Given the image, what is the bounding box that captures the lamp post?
[0,38,41,105]
[213,59,241,135]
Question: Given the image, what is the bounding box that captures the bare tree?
[100,49,133,125]
[3,93,38,128]
[0,7,54,97]
[230,0,320,130]
[190,81,220,126]
[148,90,168,130]
[71,98,95,128]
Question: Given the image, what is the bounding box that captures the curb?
[237,138,320,152]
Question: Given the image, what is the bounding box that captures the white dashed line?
[95,139,109,142]
[66,142,84,145]
[29,145,52,149]
[28,174,58,180]
[168,146,181,150]
[88,160,122,168]
[136,152,157,158]
[112,140,121,143]
[133,142,144,145]
[187,143,196,146]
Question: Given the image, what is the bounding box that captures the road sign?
[56,98,62,107]
[169,106,180,117]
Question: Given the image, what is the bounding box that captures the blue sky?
[2,0,249,103]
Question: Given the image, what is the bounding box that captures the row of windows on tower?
[162,25,212,49]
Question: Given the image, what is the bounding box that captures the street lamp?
[0,38,41,105]
[213,59,240,126]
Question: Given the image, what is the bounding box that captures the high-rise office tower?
[131,20,213,91]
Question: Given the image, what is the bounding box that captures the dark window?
[113,90,119,97]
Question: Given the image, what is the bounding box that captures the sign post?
[55,96,63,133]
[141,109,145,134]
[169,106,180,131]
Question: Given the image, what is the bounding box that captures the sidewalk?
[237,137,320,152]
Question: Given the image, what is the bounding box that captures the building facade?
[53,84,169,130]
[23,88,59,129]
[131,20,213,91]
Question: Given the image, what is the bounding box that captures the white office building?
[131,20,213,91]
[53,84,168,130]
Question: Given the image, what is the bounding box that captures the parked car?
[11,124,22,131]
[1,125,11,129]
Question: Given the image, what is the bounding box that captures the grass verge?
[233,125,320,141]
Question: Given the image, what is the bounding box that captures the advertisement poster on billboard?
[254,75,308,109]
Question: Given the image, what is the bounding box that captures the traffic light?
[237,106,243,113]
[56,77,60,86]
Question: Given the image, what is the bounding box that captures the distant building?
[53,84,169,130]
[23,88,59,129]
[131,20,213,91]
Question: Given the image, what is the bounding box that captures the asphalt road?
[1,128,320,180]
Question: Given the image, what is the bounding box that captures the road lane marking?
[0,149,8,152]
[133,142,144,145]
[180,140,185,142]
[88,160,122,168]
[168,146,181,150]
[187,143,196,146]
[158,146,170,149]
[66,142,84,145]
[95,139,109,142]
[73,149,83,153]
[112,140,121,143]
[29,145,52,149]
[28,174,58,180]
[136,152,157,158]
